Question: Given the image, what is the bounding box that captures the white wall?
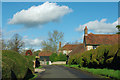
[87,46,93,50]
[63,50,72,55]
[51,61,66,65]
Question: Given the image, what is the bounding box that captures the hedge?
[50,53,67,62]
[68,44,120,70]
[2,50,34,79]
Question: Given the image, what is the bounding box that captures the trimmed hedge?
[50,53,67,62]
[68,44,120,70]
[2,50,34,79]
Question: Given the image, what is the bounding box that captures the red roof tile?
[61,44,79,50]
[38,51,53,56]
[69,44,85,55]
[85,34,119,45]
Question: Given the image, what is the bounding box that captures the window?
[93,45,97,49]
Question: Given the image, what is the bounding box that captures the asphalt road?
[36,65,107,79]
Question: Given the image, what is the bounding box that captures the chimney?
[59,42,61,49]
[84,26,88,36]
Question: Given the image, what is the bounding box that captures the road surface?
[36,65,106,79]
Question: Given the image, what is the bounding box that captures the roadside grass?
[64,64,79,68]
[29,73,38,80]
[29,65,43,80]
[64,65,120,79]
[35,66,43,69]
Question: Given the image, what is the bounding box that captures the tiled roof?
[69,44,85,55]
[38,51,53,56]
[85,33,119,45]
[60,44,79,50]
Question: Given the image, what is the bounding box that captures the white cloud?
[23,38,43,47]
[76,18,119,34]
[8,2,72,27]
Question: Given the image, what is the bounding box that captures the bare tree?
[41,30,64,52]
[8,34,24,52]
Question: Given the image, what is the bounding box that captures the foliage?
[49,53,58,62]
[50,53,67,62]
[41,30,64,52]
[7,34,24,52]
[116,25,120,34]
[68,44,120,70]
[58,53,67,61]
[2,50,34,79]
[33,50,41,56]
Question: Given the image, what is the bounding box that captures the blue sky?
[2,2,119,50]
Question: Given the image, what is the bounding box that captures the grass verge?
[29,65,43,80]
[64,65,120,80]
[35,66,43,69]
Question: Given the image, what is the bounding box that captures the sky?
[2,2,119,50]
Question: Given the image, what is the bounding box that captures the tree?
[7,34,24,53]
[116,25,120,34]
[58,53,67,61]
[49,53,58,62]
[41,30,64,52]
[33,50,41,56]
[1,40,6,50]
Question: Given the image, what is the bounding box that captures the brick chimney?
[84,26,88,36]
[59,42,61,49]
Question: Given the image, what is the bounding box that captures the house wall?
[63,50,72,55]
[86,46,93,50]
[86,45,99,50]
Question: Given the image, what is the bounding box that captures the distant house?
[83,26,119,51]
[59,26,119,56]
[38,51,53,65]
[69,26,119,55]
[58,42,79,55]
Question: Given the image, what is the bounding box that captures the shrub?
[58,53,67,61]
[49,53,58,62]
[68,44,120,70]
[2,50,34,79]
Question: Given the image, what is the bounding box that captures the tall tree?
[116,25,120,34]
[8,34,24,52]
[41,30,64,52]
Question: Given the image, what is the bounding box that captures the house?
[83,26,119,51]
[38,51,53,65]
[69,26,119,55]
[69,43,85,55]
[58,42,79,55]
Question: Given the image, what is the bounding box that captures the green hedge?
[50,53,67,62]
[68,44,120,70]
[2,50,34,79]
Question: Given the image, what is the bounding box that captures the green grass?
[64,64,79,68]
[35,66,43,69]
[64,65,120,79]
[81,67,120,79]
[29,73,38,80]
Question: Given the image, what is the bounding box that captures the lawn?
[64,65,120,79]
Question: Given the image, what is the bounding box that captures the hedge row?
[50,53,67,62]
[2,50,34,79]
[68,44,120,70]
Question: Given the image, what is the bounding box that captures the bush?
[50,53,67,62]
[49,53,58,62]
[68,44,120,70]
[58,53,67,61]
[2,50,34,79]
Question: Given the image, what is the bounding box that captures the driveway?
[36,65,106,79]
